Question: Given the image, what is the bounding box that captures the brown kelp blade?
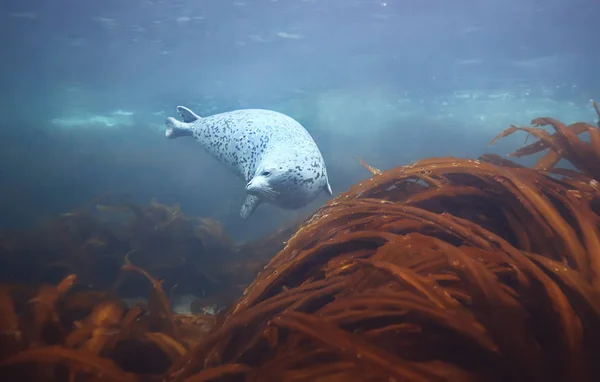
[121,256,180,341]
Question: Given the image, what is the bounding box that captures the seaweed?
[0,199,286,380]
[0,269,216,381]
[0,198,269,305]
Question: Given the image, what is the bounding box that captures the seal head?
[246,154,331,211]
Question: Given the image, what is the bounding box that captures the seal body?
[165,106,332,219]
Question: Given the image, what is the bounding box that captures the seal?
[165,106,333,219]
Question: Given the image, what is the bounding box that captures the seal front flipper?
[177,106,201,123]
[164,117,194,139]
[240,195,261,219]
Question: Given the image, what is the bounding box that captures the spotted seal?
[165,106,333,219]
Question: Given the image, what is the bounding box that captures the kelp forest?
[1,101,600,382]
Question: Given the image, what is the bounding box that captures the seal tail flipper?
[177,106,201,123]
[240,195,261,219]
[165,117,194,139]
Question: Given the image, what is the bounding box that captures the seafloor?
[1,102,600,382]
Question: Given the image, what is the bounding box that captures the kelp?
[0,264,218,381]
[0,198,270,307]
[2,106,600,381]
[0,199,288,380]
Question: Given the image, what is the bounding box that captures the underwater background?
[4,1,600,381]
[1,0,599,242]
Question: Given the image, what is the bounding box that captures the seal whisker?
[259,187,279,201]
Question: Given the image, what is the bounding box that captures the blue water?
[1,0,599,242]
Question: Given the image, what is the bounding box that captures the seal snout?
[246,178,266,197]
[245,180,257,195]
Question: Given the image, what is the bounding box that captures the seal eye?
[262,171,271,177]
